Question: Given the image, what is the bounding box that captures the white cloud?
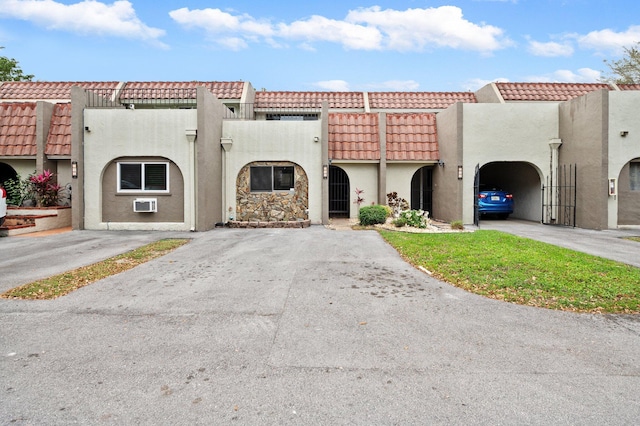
[169,5,511,53]
[0,0,166,47]
[314,80,351,91]
[528,40,573,57]
[575,25,640,55]
[346,6,511,52]
[526,68,601,83]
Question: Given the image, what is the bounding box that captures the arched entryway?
[329,165,350,218]
[617,158,640,226]
[0,162,18,186]
[411,166,433,213]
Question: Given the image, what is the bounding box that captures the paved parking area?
[1,226,640,424]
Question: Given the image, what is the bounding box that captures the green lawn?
[380,230,640,313]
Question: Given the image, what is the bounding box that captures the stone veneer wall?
[236,161,309,222]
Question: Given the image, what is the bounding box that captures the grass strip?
[1,238,189,300]
[380,230,640,314]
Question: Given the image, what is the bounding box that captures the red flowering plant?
[29,170,61,207]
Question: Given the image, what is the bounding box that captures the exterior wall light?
[323,165,328,179]
[620,131,629,137]
[72,161,78,179]
[457,165,463,180]
[314,136,320,143]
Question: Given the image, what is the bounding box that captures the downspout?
[186,129,197,231]
[548,138,562,223]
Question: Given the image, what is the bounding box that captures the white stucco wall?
[83,109,197,230]
[331,162,379,218]
[3,159,35,181]
[386,162,427,206]
[461,103,559,224]
[222,120,324,223]
[607,91,640,228]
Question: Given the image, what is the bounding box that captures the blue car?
[478,186,513,219]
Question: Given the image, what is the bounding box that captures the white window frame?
[117,161,170,193]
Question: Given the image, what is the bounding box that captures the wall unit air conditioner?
[133,198,157,213]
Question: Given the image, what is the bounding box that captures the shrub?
[392,216,408,227]
[29,170,61,207]
[3,174,34,206]
[398,209,430,229]
[381,205,393,218]
[358,205,388,226]
[451,220,464,230]
[386,192,409,217]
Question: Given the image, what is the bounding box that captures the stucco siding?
[559,90,608,230]
[83,109,197,230]
[223,120,323,223]
[461,103,558,224]
[330,162,378,218]
[608,91,640,227]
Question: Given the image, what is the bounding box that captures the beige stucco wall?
[1,159,35,181]
[461,103,558,224]
[386,162,432,208]
[83,109,197,230]
[329,162,378,218]
[222,120,324,224]
[559,90,608,230]
[607,91,640,227]
[433,103,463,222]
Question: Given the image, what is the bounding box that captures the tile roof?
[617,84,640,91]
[496,82,611,102]
[329,113,380,160]
[369,92,476,109]
[119,81,244,100]
[0,81,245,101]
[255,91,364,109]
[0,103,37,156]
[46,103,71,157]
[0,81,120,100]
[386,113,438,161]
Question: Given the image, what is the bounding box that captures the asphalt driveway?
[1,226,640,425]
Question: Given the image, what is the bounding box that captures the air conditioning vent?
[133,198,157,213]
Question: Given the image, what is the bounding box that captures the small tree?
[0,47,34,81]
[601,42,640,84]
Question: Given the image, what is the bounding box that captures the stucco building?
[1,80,638,231]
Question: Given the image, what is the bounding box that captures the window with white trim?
[250,166,294,192]
[117,162,169,193]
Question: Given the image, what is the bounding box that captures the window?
[266,114,318,121]
[250,166,294,192]
[118,162,169,192]
[631,162,640,191]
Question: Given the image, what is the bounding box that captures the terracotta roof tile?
[496,82,611,102]
[0,81,244,101]
[0,81,120,100]
[617,84,640,91]
[386,113,438,161]
[0,102,37,156]
[369,92,476,109]
[46,103,71,157]
[119,81,244,100]
[256,91,364,109]
[329,113,380,160]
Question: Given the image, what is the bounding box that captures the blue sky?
[0,0,639,92]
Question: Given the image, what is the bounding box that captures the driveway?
[1,226,640,425]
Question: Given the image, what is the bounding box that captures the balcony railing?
[85,88,198,108]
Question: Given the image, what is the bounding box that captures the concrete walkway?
[1,226,640,425]
[480,219,640,268]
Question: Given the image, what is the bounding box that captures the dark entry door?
[329,166,350,217]
[411,166,433,213]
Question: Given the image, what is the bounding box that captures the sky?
[1,0,640,92]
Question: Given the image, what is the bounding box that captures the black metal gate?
[329,165,350,217]
[542,164,576,227]
[410,167,433,213]
[473,164,480,227]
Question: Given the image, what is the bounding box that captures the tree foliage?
[601,42,640,84]
[0,47,34,81]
